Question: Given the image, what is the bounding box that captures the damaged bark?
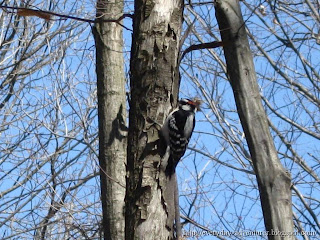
[125,0,184,239]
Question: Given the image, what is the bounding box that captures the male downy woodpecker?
[160,98,201,175]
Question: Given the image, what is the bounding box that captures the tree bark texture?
[126,0,184,239]
[214,1,294,239]
[94,1,126,239]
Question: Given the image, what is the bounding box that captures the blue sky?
[0,0,319,239]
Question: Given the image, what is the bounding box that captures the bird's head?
[178,98,202,112]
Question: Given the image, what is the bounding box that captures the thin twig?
[0,5,132,30]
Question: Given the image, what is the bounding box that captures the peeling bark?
[126,0,184,239]
[214,1,294,239]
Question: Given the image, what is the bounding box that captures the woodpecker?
[160,98,201,175]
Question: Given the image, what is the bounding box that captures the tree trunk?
[214,1,294,239]
[93,1,126,239]
[125,0,184,239]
